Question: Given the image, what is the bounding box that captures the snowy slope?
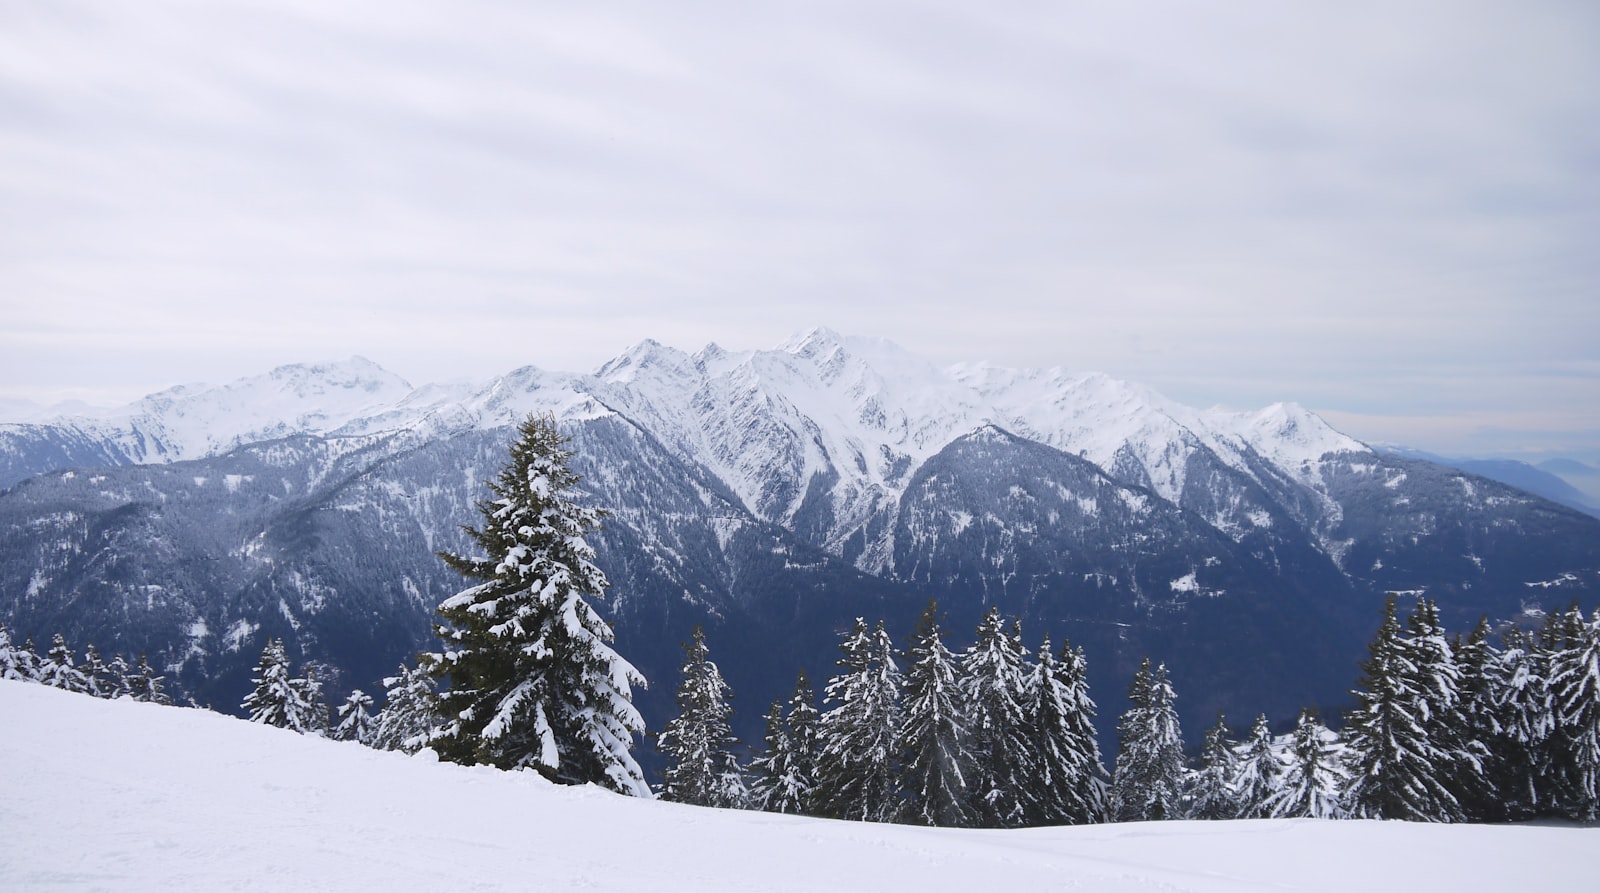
[8,358,417,465]
[2,680,1592,893]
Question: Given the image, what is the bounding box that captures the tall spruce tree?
[658,627,747,808]
[38,633,91,694]
[242,638,321,733]
[815,619,903,822]
[1262,710,1347,819]
[428,414,649,796]
[900,601,976,827]
[960,609,1033,828]
[1185,713,1238,820]
[333,689,377,745]
[1549,606,1600,821]
[1025,637,1109,825]
[1113,658,1185,822]
[1486,626,1553,819]
[1344,596,1463,821]
[372,662,439,754]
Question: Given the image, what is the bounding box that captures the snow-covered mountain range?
[2,329,1597,746]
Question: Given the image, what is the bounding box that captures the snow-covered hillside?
[1,680,1592,893]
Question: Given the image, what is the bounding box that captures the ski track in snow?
[1,680,1593,893]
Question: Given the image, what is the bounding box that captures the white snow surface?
[2,680,1592,893]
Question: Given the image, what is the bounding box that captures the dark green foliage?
[427,414,648,795]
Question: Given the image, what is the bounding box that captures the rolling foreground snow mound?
[1,681,1592,893]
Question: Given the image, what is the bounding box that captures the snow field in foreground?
[0,679,1591,892]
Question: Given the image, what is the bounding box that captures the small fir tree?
[371,662,439,753]
[242,638,321,733]
[333,689,377,745]
[900,601,976,827]
[1232,713,1283,819]
[1262,710,1347,819]
[0,625,38,681]
[1113,659,1185,821]
[1185,713,1238,820]
[427,414,648,796]
[104,653,133,700]
[658,627,747,808]
[80,644,115,698]
[750,671,820,815]
[124,654,173,705]
[38,633,91,694]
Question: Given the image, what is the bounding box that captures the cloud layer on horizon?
[1,1,1596,458]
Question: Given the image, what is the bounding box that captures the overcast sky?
[1,1,1596,460]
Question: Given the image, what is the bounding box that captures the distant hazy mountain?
[1378,447,1600,518]
[3,329,1597,750]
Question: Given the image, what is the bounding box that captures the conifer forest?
[5,413,1597,828]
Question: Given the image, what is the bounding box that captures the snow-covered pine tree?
[1232,713,1282,819]
[1113,658,1185,822]
[658,627,747,808]
[333,689,377,745]
[750,670,821,815]
[80,644,115,698]
[428,413,649,796]
[749,699,795,812]
[1025,637,1109,826]
[1548,606,1600,821]
[104,653,133,700]
[814,619,903,822]
[960,608,1033,828]
[1185,713,1238,820]
[38,633,91,694]
[1485,626,1551,820]
[1344,596,1463,821]
[0,624,36,681]
[1404,598,1481,822]
[900,601,976,827]
[1451,617,1505,821]
[1262,710,1347,819]
[372,662,439,753]
[242,638,320,733]
[123,654,173,705]
[294,665,330,736]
